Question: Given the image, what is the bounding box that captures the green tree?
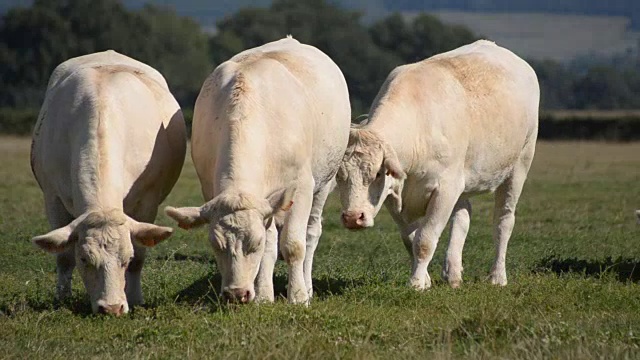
[139,4,213,105]
[209,0,400,115]
[370,13,478,64]
[572,66,639,109]
[0,0,212,108]
[528,59,576,110]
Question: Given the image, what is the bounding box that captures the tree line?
[1,0,639,116]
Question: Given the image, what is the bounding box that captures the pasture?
[0,136,639,359]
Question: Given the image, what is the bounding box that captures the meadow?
[0,136,639,359]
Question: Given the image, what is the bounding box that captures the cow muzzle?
[341,210,372,229]
[97,303,126,316]
[222,287,253,304]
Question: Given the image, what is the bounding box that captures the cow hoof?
[409,276,430,291]
[488,274,508,286]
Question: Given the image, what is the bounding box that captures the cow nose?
[222,288,252,304]
[98,304,125,316]
[341,211,366,229]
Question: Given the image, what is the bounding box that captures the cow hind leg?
[410,181,464,290]
[45,196,75,300]
[442,198,471,288]
[303,180,333,300]
[489,141,535,286]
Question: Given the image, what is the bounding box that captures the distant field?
[422,11,640,61]
[1,137,639,359]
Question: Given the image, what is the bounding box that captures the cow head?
[336,128,406,229]
[165,187,295,304]
[32,208,173,315]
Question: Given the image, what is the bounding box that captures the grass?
[1,137,639,359]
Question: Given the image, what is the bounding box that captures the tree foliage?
[210,0,401,113]
[370,13,478,64]
[0,0,211,108]
[1,0,639,115]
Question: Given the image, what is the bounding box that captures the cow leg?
[303,180,333,300]
[489,142,534,286]
[45,196,75,300]
[410,182,463,290]
[125,207,156,306]
[442,198,471,288]
[279,176,314,305]
[255,220,278,303]
[385,201,413,256]
[126,245,147,306]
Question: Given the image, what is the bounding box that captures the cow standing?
[165,37,351,305]
[31,51,187,315]
[336,40,539,290]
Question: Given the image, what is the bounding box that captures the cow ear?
[164,206,209,230]
[382,142,406,180]
[264,186,296,218]
[130,220,173,248]
[32,223,79,254]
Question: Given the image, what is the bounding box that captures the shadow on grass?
[0,295,94,318]
[155,253,214,264]
[534,256,640,282]
[2,272,366,316]
[174,272,366,308]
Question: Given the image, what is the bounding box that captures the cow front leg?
[279,176,314,305]
[44,196,75,301]
[125,245,147,306]
[303,180,333,300]
[255,220,278,303]
[410,182,463,290]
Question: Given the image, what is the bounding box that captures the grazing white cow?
[30,50,187,315]
[165,36,350,305]
[336,40,539,290]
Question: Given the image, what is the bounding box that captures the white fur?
[165,37,351,305]
[31,50,187,314]
[336,40,539,289]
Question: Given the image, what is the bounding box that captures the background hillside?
[4,0,639,28]
[3,0,638,61]
[1,0,640,125]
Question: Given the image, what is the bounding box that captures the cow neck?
[216,118,268,198]
[74,109,125,214]
[367,104,414,173]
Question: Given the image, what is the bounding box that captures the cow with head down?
[336,40,539,290]
[30,51,187,315]
[165,36,351,305]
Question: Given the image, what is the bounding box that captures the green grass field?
[1,137,639,359]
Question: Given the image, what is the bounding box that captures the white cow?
[31,50,187,315]
[336,40,539,290]
[165,36,350,305]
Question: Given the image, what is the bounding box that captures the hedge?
[2,108,640,141]
[0,108,193,137]
[538,111,640,141]
[0,108,40,136]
